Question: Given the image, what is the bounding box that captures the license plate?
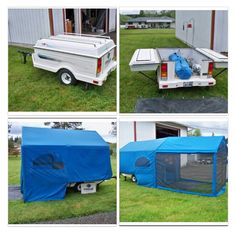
[183,82,193,87]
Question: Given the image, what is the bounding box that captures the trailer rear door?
[196,48,228,68]
[129,49,160,71]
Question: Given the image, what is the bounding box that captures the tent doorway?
[156,124,180,138]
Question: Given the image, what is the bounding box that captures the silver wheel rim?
[61,73,72,84]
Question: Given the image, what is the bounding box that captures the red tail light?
[97,58,102,74]
[208,62,214,76]
[161,63,168,78]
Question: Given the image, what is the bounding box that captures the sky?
[120,10,140,15]
[8,120,117,143]
[183,121,228,137]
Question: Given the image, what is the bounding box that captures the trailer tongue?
[129,48,228,89]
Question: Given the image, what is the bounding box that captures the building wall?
[52,9,64,35]
[176,10,228,52]
[119,121,187,148]
[8,9,51,45]
[176,10,212,48]
[119,122,135,148]
[109,9,116,32]
[214,11,228,52]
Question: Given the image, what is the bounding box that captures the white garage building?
[8,8,117,46]
[120,121,191,167]
[175,10,228,53]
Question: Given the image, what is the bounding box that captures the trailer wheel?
[58,69,77,85]
[131,175,137,182]
[74,183,82,192]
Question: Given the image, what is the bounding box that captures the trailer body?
[32,34,117,86]
[129,48,227,89]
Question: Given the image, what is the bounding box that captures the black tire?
[74,183,82,192]
[131,175,137,182]
[58,69,77,85]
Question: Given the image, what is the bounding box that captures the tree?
[109,122,117,136]
[8,123,12,134]
[188,128,202,136]
[44,122,83,130]
[139,10,145,17]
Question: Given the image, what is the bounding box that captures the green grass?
[8,46,116,112]
[8,155,116,224]
[120,177,228,222]
[120,29,228,112]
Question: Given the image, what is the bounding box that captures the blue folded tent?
[120,136,227,196]
[21,127,112,202]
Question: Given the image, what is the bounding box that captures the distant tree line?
[120,10,175,24]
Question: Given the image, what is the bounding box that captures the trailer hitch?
[17,50,32,64]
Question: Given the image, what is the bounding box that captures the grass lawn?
[120,29,228,112]
[120,177,227,222]
[8,155,116,224]
[8,46,116,112]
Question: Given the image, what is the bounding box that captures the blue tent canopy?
[21,127,112,202]
[120,136,227,196]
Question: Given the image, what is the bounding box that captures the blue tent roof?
[22,126,108,147]
[120,136,225,154]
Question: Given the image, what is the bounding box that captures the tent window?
[135,157,150,167]
[32,154,64,170]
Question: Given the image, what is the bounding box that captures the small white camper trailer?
[32,34,116,86]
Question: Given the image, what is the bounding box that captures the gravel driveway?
[35,211,116,224]
[8,185,23,200]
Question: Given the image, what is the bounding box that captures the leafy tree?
[8,123,12,134]
[188,128,202,136]
[139,10,145,17]
[120,14,132,25]
[44,122,83,130]
[109,122,117,136]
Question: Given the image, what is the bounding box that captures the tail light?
[208,62,214,76]
[97,58,102,74]
[161,63,168,79]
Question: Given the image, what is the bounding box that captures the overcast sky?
[8,120,116,143]
[183,121,228,137]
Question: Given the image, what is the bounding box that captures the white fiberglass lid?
[34,34,116,58]
[129,49,160,66]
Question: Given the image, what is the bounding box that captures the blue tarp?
[169,53,192,79]
[21,127,112,202]
[120,136,227,196]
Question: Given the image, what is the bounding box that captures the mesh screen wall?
[156,153,213,194]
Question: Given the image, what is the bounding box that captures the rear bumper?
[93,60,117,86]
[158,77,216,89]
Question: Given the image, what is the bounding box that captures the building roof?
[127,16,175,23]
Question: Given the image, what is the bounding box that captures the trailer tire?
[74,183,82,192]
[131,175,137,183]
[58,69,77,85]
